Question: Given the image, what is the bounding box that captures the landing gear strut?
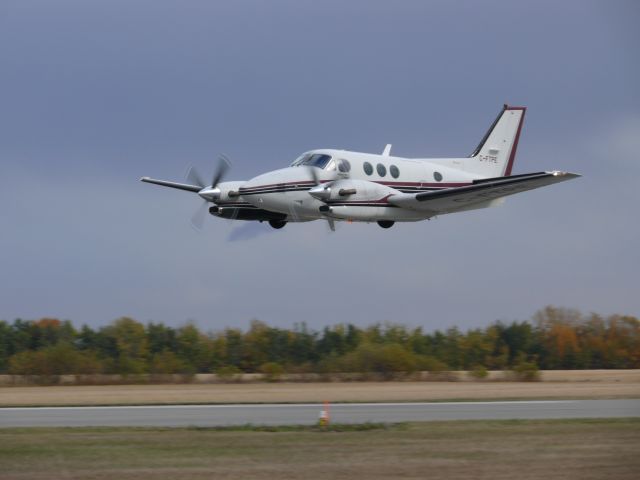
[269,219,287,229]
[377,220,394,229]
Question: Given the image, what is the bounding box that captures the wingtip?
[549,171,582,179]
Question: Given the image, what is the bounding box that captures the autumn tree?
[101,317,149,374]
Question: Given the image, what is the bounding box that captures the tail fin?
[465,104,526,178]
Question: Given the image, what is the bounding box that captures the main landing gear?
[269,219,287,229]
[268,219,393,229]
[377,220,395,229]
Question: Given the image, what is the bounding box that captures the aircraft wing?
[388,171,580,214]
[140,177,202,193]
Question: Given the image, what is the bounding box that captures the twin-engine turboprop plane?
[141,105,579,230]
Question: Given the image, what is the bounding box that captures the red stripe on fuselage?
[240,180,472,192]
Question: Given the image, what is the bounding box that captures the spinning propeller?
[306,166,337,232]
[185,155,232,231]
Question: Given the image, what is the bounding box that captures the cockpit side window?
[291,153,311,166]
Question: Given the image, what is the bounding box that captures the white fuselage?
[236,149,482,222]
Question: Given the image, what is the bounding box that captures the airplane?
[141,104,580,231]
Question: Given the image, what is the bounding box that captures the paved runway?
[1,399,638,428]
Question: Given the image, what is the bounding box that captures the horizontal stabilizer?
[388,171,580,214]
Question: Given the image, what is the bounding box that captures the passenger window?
[376,163,387,177]
[363,162,373,175]
[390,165,399,178]
[434,171,443,182]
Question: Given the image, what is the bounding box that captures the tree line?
[0,306,638,377]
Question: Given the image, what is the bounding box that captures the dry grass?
[536,370,640,382]
[0,370,639,407]
[1,419,639,480]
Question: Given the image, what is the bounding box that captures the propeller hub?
[198,186,221,202]
[308,184,332,201]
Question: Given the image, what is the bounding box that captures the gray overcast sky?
[1,0,638,331]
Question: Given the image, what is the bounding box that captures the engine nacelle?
[314,179,425,222]
[214,181,246,203]
[206,180,291,222]
[309,179,400,222]
[309,179,397,203]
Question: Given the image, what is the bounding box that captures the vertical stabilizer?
[466,105,526,177]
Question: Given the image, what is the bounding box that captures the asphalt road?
[1,399,638,428]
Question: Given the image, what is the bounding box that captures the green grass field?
[1,419,639,479]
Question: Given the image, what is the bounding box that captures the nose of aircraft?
[240,167,323,214]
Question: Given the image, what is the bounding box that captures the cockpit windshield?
[290,153,334,170]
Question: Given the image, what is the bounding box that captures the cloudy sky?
[1,0,638,331]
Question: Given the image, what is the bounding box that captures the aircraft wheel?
[377,220,394,229]
[269,219,287,229]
